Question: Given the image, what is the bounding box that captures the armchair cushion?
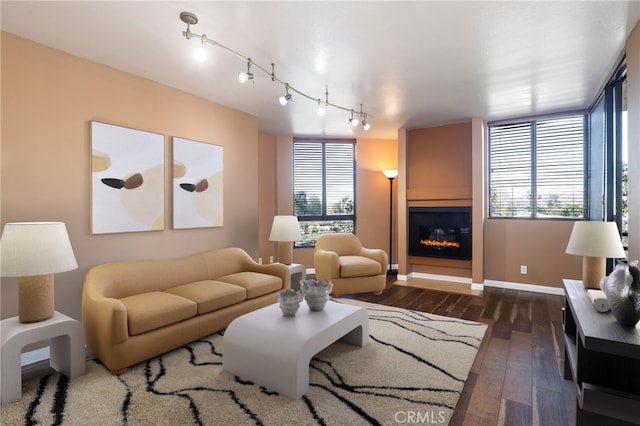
[340,256,384,277]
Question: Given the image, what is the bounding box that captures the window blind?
[489,115,585,218]
[293,140,355,245]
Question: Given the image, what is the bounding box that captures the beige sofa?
[82,247,289,374]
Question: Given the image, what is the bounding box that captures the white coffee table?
[223,300,368,399]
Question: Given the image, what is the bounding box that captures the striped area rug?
[1,299,487,425]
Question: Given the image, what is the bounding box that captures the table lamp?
[565,221,626,289]
[269,216,301,265]
[1,222,78,322]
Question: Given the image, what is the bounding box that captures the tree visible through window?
[489,114,586,218]
[293,139,355,246]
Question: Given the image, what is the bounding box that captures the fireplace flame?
[420,239,460,248]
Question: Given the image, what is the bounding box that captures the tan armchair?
[314,233,388,297]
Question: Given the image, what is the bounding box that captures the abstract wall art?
[172,137,224,229]
[91,121,165,234]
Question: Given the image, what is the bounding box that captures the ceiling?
[2,1,639,140]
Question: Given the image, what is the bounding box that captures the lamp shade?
[565,221,626,258]
[1,222,78,277]
[381,169,398,179]
[269,216,301,242]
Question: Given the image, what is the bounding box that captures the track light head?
[193,34,207,62]
[239,59,254,83]
[362,120,371,131]
[279,84,292,106]
[349,111,359,127]
[317,100,326,117]
[279,94,292,106]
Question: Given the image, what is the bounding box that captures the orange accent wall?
[407,122,472,202]
[1,32,261,319]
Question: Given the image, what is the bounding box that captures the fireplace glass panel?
[408,207,472,260]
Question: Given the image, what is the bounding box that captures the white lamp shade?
[381,169,398,179]
[269,216,302,242]
[565,221,626,258]
[1,222,78,277]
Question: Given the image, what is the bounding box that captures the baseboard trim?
[398,272,472,284]
[483,279,564,295]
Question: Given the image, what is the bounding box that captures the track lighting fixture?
[238,59,254,83]
[179,11,372,130]
[279,84,292,106]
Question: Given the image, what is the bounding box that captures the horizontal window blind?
[293,140,355,246]
[294,142,323,216]
[489,115,585,218]
[536,116,584,217]
[489,122,532,217]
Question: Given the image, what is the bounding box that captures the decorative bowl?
[300,279,333,311]
[277,289,303,316]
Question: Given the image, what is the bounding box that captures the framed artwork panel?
[91,121,165,234]
[173,137,223,229]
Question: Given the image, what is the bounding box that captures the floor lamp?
[381,169,398,274]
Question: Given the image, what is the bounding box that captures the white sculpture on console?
[600,260,640,326]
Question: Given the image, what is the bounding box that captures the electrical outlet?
[269,256,274,264]
[520,265,528,275]
[258,257,262,264]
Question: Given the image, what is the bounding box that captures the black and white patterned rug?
[1,299,487,425]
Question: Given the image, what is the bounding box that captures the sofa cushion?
[339,256,383,278]
[120,291,197,336]
[165,280,247,315]
[217,272,282,299]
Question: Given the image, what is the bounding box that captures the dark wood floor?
[349,277,576,426]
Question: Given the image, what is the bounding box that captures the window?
[489,114,586,218]
[589,57,628,260]
[293,139,355,246]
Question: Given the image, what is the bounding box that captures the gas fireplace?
[408,207,471,260]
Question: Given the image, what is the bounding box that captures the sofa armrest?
[82,270,130,351]
[314,249,341,281]
[359,247,389,272]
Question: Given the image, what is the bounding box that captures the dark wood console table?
[563,279,640,425]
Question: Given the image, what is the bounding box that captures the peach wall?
[484,219,580,288]
[1,33,261,320]
[407,122,472,201]
[258,133,277,263]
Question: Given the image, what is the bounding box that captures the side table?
[285,263,307,290]
[1,311,86,405]
[563,279,640,425]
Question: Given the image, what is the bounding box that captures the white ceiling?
[2,1,639,140]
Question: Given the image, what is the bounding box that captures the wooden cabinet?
[563,279,640,425]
